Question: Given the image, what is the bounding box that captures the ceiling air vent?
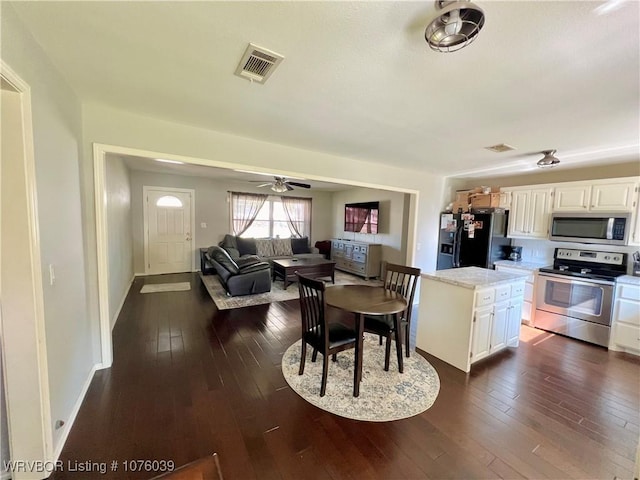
[484,143,516,153]
[234,43,284,84]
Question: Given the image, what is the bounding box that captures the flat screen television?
[344,201,379,234]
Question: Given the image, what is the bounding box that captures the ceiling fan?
[252,176,311,193]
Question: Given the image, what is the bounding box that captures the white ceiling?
[10,1,640,178]
[118,154,351,192]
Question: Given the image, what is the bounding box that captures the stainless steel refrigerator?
[436,210,511,270]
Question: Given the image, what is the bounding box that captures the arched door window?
[156,195,183,208]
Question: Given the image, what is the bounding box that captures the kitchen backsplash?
[512,238,637,274]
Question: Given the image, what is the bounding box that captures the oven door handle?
[538,272,615,287]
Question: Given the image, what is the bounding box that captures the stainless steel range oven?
[535,248,627,347]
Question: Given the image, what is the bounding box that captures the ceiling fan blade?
[286,181,311,189]
[285,183,294,191]
[255,183,272,188]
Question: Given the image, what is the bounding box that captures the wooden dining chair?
[364,262,421,371]
[297,273,357,397]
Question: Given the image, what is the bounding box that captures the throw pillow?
[272,238,293,256]
[236,237,257,256]
[291,237,311,254]
[255,239,275,258]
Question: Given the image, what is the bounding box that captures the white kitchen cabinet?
[591,182,636,211]
[490,300,509,353]
[609,279,640,355]
[553,185,591,211]
[552,181,636,212]
[494,263,538,325]
[503,187,552,239]
[632,204,640,246]
[507,295,524,345]
[471,306,493,363]
[416,267,526,372]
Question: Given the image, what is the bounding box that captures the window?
[240,199,292,238]
[230,193,311,238]
[156,195,182,207]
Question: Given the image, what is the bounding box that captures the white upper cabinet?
[553,185,591,211]
[504,188,552,239]
[590,182,636,211]
[552,180,637,212]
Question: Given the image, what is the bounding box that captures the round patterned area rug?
[281,334,440,422]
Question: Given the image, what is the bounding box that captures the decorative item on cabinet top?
[448,187,509,213]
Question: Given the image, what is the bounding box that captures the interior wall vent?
[484,143,516,153]
[234,43,284,84]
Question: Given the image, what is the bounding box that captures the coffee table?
[272,258,336,289]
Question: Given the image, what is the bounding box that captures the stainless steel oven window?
[537,273,614,326]
[543,280,604,316]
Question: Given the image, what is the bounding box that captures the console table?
[330,239,382,279]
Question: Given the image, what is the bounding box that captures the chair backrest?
[382,262,421,322]
[297,273,327,342]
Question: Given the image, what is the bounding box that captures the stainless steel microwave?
[549,212,631,245]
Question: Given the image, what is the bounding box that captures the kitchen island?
[416,266,529,373]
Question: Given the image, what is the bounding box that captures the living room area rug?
[200,271,382,310]
[281,334,440,422]
[140,282,191,294]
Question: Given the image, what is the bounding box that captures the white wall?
[0,344,9,477]
[2,3,95,458]
[82,104,444,278]
[128,169,335,273]
[105,156,133,327]
[331,188,410,265]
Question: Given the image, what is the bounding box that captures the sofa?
[216,234,324,262]
[206,246,272,296]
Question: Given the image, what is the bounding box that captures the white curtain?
[281,196,312,238]
[231,192,268,236]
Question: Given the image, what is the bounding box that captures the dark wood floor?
[52,272,640,479]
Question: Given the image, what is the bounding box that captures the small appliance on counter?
[633,251,640,277]
[507,246,523,262]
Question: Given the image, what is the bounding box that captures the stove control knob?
[613,256,620,261]
[604,255,610,260]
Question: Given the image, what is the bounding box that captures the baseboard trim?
[111,274,135,330]
[134,272,146,277]
[52,364,98,462]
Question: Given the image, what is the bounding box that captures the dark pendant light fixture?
[537,150,561,168]
[425,0,486,53]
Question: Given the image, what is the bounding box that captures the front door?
[145,188,193,274]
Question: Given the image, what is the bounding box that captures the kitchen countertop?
[494,260,548,271]
[422,266,529,290]
[617,275,640,286]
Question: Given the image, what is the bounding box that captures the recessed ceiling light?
[155,158,184,165]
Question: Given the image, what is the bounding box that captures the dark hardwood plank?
[50,272,640,480]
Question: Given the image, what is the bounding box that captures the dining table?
[324,284,407,397]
